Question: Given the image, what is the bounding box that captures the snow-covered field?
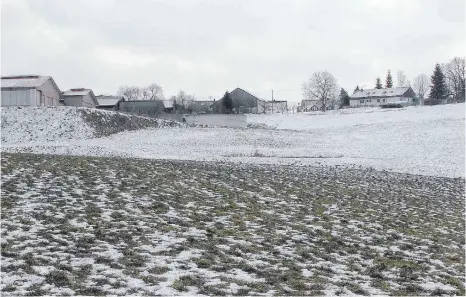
[247,104,464,131]
[2,104,464,177]
[1,153,464,296]
[1,105,465,295]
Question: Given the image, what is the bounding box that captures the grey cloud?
[1,0,464,101]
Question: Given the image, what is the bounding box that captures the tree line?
[302,56,464,111]
[117,56,464,114]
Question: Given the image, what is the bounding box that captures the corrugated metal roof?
[96,96,123,106]
[351,87,410,99]
[63,89,92,96]
[1,76,52,88]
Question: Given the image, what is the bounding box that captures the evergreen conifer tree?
[376,77,383,89]
[222,91,233,113]
[339,88,350,107]
[429,63,448,100]
[385,70,393,88]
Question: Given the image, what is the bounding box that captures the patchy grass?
[1,153,464,296]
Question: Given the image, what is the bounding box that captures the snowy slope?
[1,106,181,144]
[1,107,94,143]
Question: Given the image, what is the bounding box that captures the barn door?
[38,90,45,106]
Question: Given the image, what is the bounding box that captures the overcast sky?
[1,0,464,102]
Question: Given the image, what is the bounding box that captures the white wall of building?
[1,89,36,106]
[1,89,61,106]
[38,79,61,104]
[350,96,414,107]
[185,114,247,128]
[63,94,96,108]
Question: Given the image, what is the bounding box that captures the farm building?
[350,87,416,107]
[301,99,335,112]
[212,88,266,114]
[96,95,125,111]
[63,88,98,108]
[1,75,62,107]
[118,100,165,116]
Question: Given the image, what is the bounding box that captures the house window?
[382,91,387,94]
[366,92,370,95]
[377,99,380,102]
[367,99,371,103]
[372,92,376,94]
[383,99,386,102]
[360,99,364,103]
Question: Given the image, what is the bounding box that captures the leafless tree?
[443,57,465,102]
[117,85,140,100]
[397,70,409,87]
[413,74,429,98]
[141,88,151,100]
[117,83,164,101]
[173,90,195,113]
[302,71,339,112]
[146,83,164,100]
[276,102,288,113]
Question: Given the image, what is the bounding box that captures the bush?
[380,104,403,109]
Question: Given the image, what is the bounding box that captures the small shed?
[1,75,62,106]
[63,88,98,108]
[96,95,125,111]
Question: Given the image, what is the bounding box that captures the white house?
[63,88,98,108]
[96,95,125,111]
[1,75,62,106]
[350,87,416,107]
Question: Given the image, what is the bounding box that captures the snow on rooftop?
[96,96,123,107]
[351,87,411,99]
[63,89,92,96]
[1,76,52,89]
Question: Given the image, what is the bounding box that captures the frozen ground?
[1,153,464,296]
[2,104,464,177]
